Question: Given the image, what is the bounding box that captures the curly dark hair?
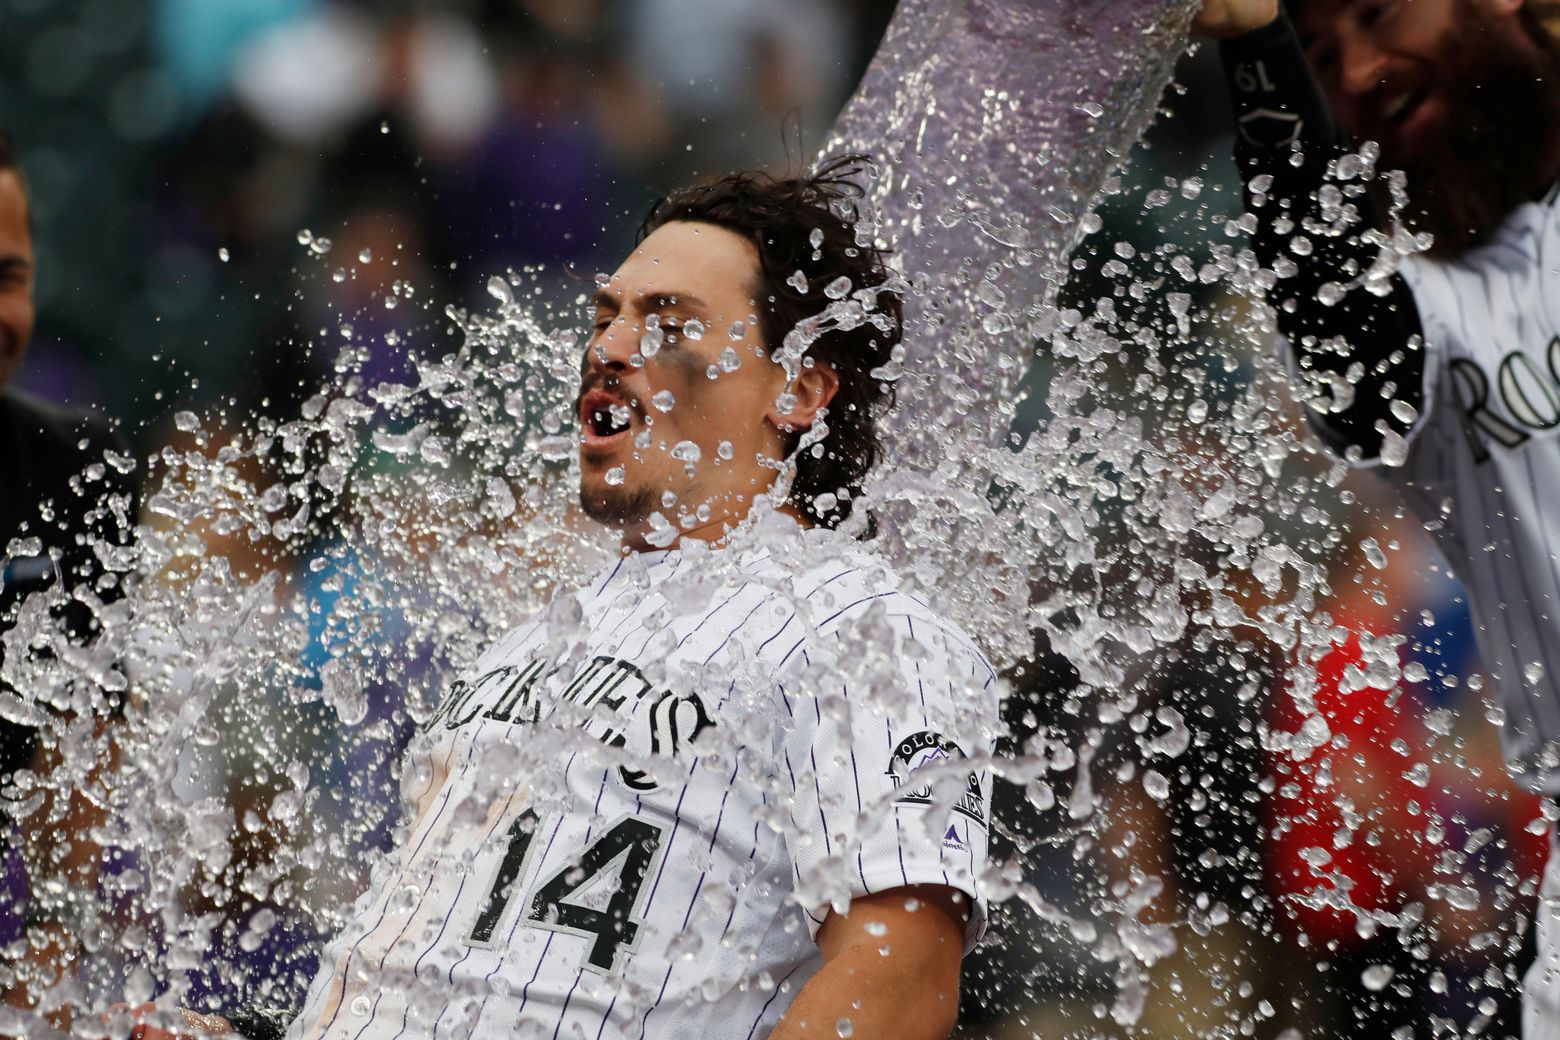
[638,154,902,529]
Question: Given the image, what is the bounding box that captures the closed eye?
[1307,44,1338,77]
[1358,0,1393,29]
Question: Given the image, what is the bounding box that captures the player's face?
[576,221,795,548]
[0,171,35,395]
[1297,0,1560,253]
[1297,0,1467,161]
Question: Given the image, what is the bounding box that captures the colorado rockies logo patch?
[885,731,986,827]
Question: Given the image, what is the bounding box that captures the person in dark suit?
[0,129,137,1027]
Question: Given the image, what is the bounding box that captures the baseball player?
[128,159,998,1040]
[1194,0,1560,1029]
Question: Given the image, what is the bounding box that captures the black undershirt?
[1219,14,1427,460]
[224,1006,292,1040]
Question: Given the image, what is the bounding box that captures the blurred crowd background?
[0,1,1542,1038]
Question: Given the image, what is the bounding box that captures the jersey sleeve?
[1220,14,1433,466]
[776,602,997,955]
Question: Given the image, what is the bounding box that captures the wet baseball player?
[133,159,998,1040]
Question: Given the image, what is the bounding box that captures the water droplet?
[641,321,665,358]
[1317,282,1347,306]
[1527,662,1546,685]
[1077,101,1105,118]
[217,247,230,263]
[718,347,741,372]
[652,390,676,412]
[1142,769,1170,801]
[1361,537,1388,570]
[538,435,573,462]
[1361,965,1394,992]
[727,321,747,341]
[605,466,625,486]
[644,510,679,547]
[488,276,513,304]
[683,318,705,340]
[835,1019,854,1038]
[980,311,1015,335]
[671,441,701,464]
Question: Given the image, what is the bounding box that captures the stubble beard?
[1384,13,1560,258]
[579,475,658,529]
[0,328,24,395]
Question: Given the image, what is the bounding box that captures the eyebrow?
[591,288,710,314]
[0,255,32,274]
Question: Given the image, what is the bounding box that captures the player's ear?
[769,360,839,433]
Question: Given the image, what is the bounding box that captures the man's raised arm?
[1201,1,1428,461]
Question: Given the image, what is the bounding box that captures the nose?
[586,318,637,376]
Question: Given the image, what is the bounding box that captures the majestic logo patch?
[885,731,986,827]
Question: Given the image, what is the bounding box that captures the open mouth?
[1381,86,1429,129]
[579,389,635,445]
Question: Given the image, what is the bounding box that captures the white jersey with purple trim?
[288,523,998,1040]
[1338,182,1560,794]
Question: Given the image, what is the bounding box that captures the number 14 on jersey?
[465,809,668,975]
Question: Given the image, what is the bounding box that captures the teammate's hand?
[1191,0,1279,39]
[102,1004,232,1040]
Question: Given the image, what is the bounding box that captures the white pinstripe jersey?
[1341,183,1560,794]
[287,525,998,1040]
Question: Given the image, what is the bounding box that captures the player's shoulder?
[789,531,994,675]
[1403,189,1557,288]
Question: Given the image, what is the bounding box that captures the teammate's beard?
[1388,10,1560,258]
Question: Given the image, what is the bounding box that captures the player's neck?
[617,499,811,555]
